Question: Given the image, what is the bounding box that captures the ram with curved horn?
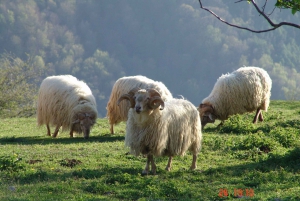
[118,88,202,175]
[106,75,173,134]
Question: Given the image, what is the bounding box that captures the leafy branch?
[198,0,300,33]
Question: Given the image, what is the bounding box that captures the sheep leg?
[259,112,264,122]
[165,156,173,171]
[46,124,51,136]
[142,155,156,175]
[110,124,114,134]
[253,109,261,123]
[142,155,151,175]
[190,154,197,170]
[150,155,157,175]
[52,125,60,138]
[70,124,74,138]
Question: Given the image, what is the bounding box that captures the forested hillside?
[1,0,300,117]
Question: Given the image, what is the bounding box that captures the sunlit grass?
[0,100,300,200]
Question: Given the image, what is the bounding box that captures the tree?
[198,0,300,33]
[0,53,44,117]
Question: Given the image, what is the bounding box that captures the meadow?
[0,100,299,201]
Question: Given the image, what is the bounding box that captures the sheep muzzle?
[135,106,142,113]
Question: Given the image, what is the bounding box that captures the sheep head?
[73,112,96,139]
[117,88,164,114]
[199,103,216,128]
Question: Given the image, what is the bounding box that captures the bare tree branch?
[198,0,300,33]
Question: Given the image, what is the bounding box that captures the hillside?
[0,0,300,117]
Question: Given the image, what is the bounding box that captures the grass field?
[0,100,299,200]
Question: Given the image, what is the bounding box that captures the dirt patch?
[59,158,82,168]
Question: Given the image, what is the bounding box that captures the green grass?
[0,100,299,200]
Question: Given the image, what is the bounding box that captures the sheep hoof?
[142,170,157,176]
[142,170,149,176]
[165,166,171,171]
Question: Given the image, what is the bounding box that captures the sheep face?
[117,88,165,114]
[199,104,216,127]
[73,113,96,139]
[133,90,149,113]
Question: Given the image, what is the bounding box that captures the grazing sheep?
[106,75,173,134]
[118,87,202,175]
[199,66,272,128]
[37,75,98,139]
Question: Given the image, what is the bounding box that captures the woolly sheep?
[199,66,272,128]
[37,75,98,139]
[106,75,173,134]
[117,87,202,175]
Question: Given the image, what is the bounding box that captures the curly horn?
[146,88,161,97]
[117,87,141,108]
[147,88,164,110]
[128,87,141,96]
[199,103,214,117]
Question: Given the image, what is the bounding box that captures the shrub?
[219,114,256,134]
[0,154,25,172]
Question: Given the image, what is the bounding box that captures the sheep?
[199,66,272,128]
[106,75,173,134]
[37,75,98,139]
[117,87,202,175]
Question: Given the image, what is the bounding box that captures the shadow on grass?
[4,149,299,200]
[204,147,300,175]
[13,166,141,185]
[275,119,300,129]
[200,147,300,200]
[0,134,125,145]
